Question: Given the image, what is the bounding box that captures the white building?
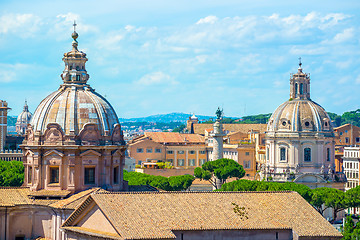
[343,146,359,191]
[264,61,345,189]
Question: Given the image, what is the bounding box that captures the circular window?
[282,121,287,126]
[305,121,310,127]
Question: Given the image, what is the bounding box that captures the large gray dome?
[30,86,119,136]
[267,99,333,134]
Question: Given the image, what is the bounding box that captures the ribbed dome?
[267,99,332,133]
[30,30,120,137]
[30,85,119,135]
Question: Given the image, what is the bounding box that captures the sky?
[0,0,359,118]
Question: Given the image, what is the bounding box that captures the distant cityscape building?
[128,132,207,167]
[0,100,10,151]
[15,100,32,135]
[264,61,346,189]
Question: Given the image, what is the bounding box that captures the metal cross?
[298,57,302,67]
[73,20,77,32]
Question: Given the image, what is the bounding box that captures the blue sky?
[1,0,360,118]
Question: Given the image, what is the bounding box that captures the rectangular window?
[189,150,195,154]
[340,132,343,136]
[327,148,330,162]
[28,167,32,183]
[177,159,184,166]
[113,166,119,184]
[266,148,269,161]
[146,148,152,153]
[199,151,206,154]
[356,137,360,143]
[245,152,250,156]
[346,137,349,143]
[167,150,174,154]
[155,148,162,153]
[84,167,95,185]
[280,148,286,162]
[137,148,143,153]
[50,167,59,184]
[304,148,311,162]
[167,159,173,164]
[200,159,206,166]
[178,150,184,154]
[244,160,251,169]
[189,159,195,166]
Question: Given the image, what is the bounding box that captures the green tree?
[219,180,312,202]
[172,124,186,133]
[169,175,194,191]
[123,170,194,191]
[194,158,245,189]
[345,185,360,209]
[311,187,346,220]
[0,161,24,187]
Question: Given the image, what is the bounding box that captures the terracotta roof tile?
[62,226,123,239]
[66,191,342,239]
[193,124,267,135]
[28,189,71,198]
[50,188,101,209]
[143,132,205,144]
[0,187,58,206]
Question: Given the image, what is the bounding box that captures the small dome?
[267,99,332,134]
[17,102,32,123]
[30,86,119,136]
[190,114,198,120]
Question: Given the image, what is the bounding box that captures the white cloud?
[48,13,97,41]
[0,13,41,38]
[136,72,177,86]
[333,28,354,43]
[197,16,218,24]
[0,63,29,82]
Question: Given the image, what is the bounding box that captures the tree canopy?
[219,179,312,202]
[194,158,245,189]
[0,161,24,187]
[123,170,194,191]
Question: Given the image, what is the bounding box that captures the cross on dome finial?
[71,20,78,41]
[298,57,302,68]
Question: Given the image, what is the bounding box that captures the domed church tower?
[16,100,32,135]
[263,60,345,188]
[21,27,126,192]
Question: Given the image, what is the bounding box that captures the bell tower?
[290,58,311,100]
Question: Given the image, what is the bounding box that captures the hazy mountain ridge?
[119,112,217,123]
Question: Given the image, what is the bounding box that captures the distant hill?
[119,112,217,123]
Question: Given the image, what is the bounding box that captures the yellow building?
[128,132,208,168]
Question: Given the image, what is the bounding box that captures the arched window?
[304,148,311,162]
[280,147,286,162]
[300,83,303,94]
[295,83,298,97]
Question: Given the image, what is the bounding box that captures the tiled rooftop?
[132,132,205,144]
[63,191,342,239]
[193,123,267,135]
